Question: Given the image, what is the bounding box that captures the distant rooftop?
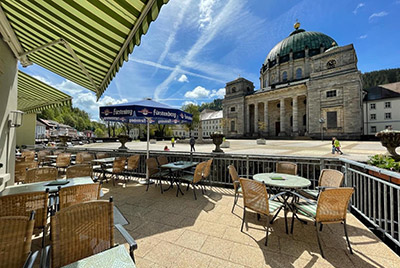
[364,82,400,101]
[200,110,223,121]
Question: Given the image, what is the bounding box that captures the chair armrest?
[23,250,39,268]
[115,224,137,260]
[40,245,51,268]
[316,186,337,191]
[289,191,316,205]
[238,174,253,179]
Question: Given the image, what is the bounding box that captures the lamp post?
[319,118,325,141]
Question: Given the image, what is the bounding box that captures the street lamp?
[319,118,325,141]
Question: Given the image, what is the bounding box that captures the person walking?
[189,136,196,152]
[171,137,175,148]
[333,137,343,155]
[331,137,336,154]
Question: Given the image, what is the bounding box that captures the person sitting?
[164,146,170,151]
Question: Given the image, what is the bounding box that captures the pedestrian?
[190,136,196,152]
[171,137,175,148]
[333,137,343,155]
[331,137,336,154]
[164,145,170,151]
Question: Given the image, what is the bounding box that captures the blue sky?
[21,0,400,120]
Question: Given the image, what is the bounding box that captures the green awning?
[18,70,72,113]
[0,0,169,99]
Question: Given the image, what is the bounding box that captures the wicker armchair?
[52,153,71,173]
[104,157,126,186]
[292,187,355,258]
[43,199,137,268]
[239,178,285,246]
[180,161,207,200]
[157,155,169,166]
[0,211,38,268]
[0,191,49,247]
[276,162,297,175]
[145,157,170,193]
[298,169,344,200]
[125,155,140,178]
[75,152,94,165]
[21,150,35,162]
[38,150,51,166]
[95,152,109,159]
[15,160,38,184]
[66,164,92,179]
[25,167,58,183]
[58,183,100,210]
[228,165,243,213]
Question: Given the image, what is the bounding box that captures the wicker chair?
[145,158,170,193]
[25,167,58,183]
[44,199,137,268]
[15,160,38,184]
[66,164,92,179]
[125,155,140,178]
[95,152,109,159]
[0,191,49,247]
[292,187,355,258]
[58,183,100,210]
[180,161,207,200]
[157,155,169,166]
[0,211,38,268]
[228,165,243,213]
[276,162,297,175]
[52,153,71,173]
[21,150,35,162]
[75,152,94,165]
[298,169,344,200]
[104,157,126,186]
[239,178,285,246]
[37,150,51,166]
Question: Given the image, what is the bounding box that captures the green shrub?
[368,154,400,172]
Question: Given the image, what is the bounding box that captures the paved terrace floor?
[99,179,399,268]
[81,139,388,162]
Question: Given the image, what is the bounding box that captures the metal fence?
[31,146,400,248]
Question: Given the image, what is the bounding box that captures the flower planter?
[210,133,224,153]
[368,170,400,185]
[117,135,130,150]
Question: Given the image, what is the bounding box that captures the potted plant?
[376,129,400,161]
[367,154,400,184]
[256,121,266,145]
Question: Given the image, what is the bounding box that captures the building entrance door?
[275,122,280,136]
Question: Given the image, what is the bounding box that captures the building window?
[370,114,376,120]
[385,113,391,119]
[230,120,235,132]
[303,114,306,126]
[295,68,302,79]
[385,125,392,129]
[263,77,267,88]
[231,87,236,93]
[327,111,337,128]
[282,71,288,82]
[385,102,391,108]
[371,126,376,133]
[326,90,337,98]
[370,103,376,109]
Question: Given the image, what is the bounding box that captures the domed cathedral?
[222,22,363,139]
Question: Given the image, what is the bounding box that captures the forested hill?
[199,99,223,112]
[362,68,400,89]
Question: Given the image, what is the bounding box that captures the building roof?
[364,82,400,101]
[200,110,223,121]
[264,23,337,65]
[0,0,169,99]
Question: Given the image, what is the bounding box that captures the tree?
[199,99,223,112]
[94,128,105,137]
[182,103,200,136]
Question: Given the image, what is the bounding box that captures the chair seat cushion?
[294,201,317,218]
[298,189,318,199]
[92,165,102,170]
[269,200,283,213]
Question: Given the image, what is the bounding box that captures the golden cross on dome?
[294,19,300,30]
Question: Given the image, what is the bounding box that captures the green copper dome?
[264,28,337,65]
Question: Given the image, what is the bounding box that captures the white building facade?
[199,110,223,138]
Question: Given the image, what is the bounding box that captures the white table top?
[253,173,311,189]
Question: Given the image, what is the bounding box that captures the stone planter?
[256,138,266,145]
[210,133,224,153]
[221,141,230,148]
[150,139,157,144]
[376,129,400,161]
[58,135,71,147]
[117,135,130,150]
[368,170,400,185]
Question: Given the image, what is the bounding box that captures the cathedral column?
[254,103,258,133]
[292,96,299,135]
[279,98,286,135]
[246,105,250,134]
[264,101,269,135]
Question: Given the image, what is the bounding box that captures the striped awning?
[18,71,72,113]
[0,0,169,99]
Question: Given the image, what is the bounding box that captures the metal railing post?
[246,155,249,179]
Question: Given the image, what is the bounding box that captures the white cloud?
[184,86,210,99]
[177,74,189,83]
[369,11,388,20]
[183,100,197,106]
[359,34,368,39]
[353,3,365,14]
[210,88,225,98]
[199,0,218,29]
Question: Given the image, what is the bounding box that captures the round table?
[253,173,311,233]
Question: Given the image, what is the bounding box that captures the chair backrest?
[276,162,297,175]
[21,150,35,162]
[0,212,35,268]
[316,187,354,223]
[56,153,71,167]
[157,155,168,166]
[75,152,85,164]
[96,152,109,159]
[25,167,58,183]
[66,164,92,179]
[127,155,140,171]
[202,159,213,179]
[112,157,126,174]
[228,165,240,191]
[319,169,344,188]
[15,160,38,183]
[58,183,100,210]
[0,191,49,229]
[239,178,270,215]
[146,158,159,177]
[38,150,50,164]
[50,200,114,267]
[76,152,94,164]
[193,161,208,184]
